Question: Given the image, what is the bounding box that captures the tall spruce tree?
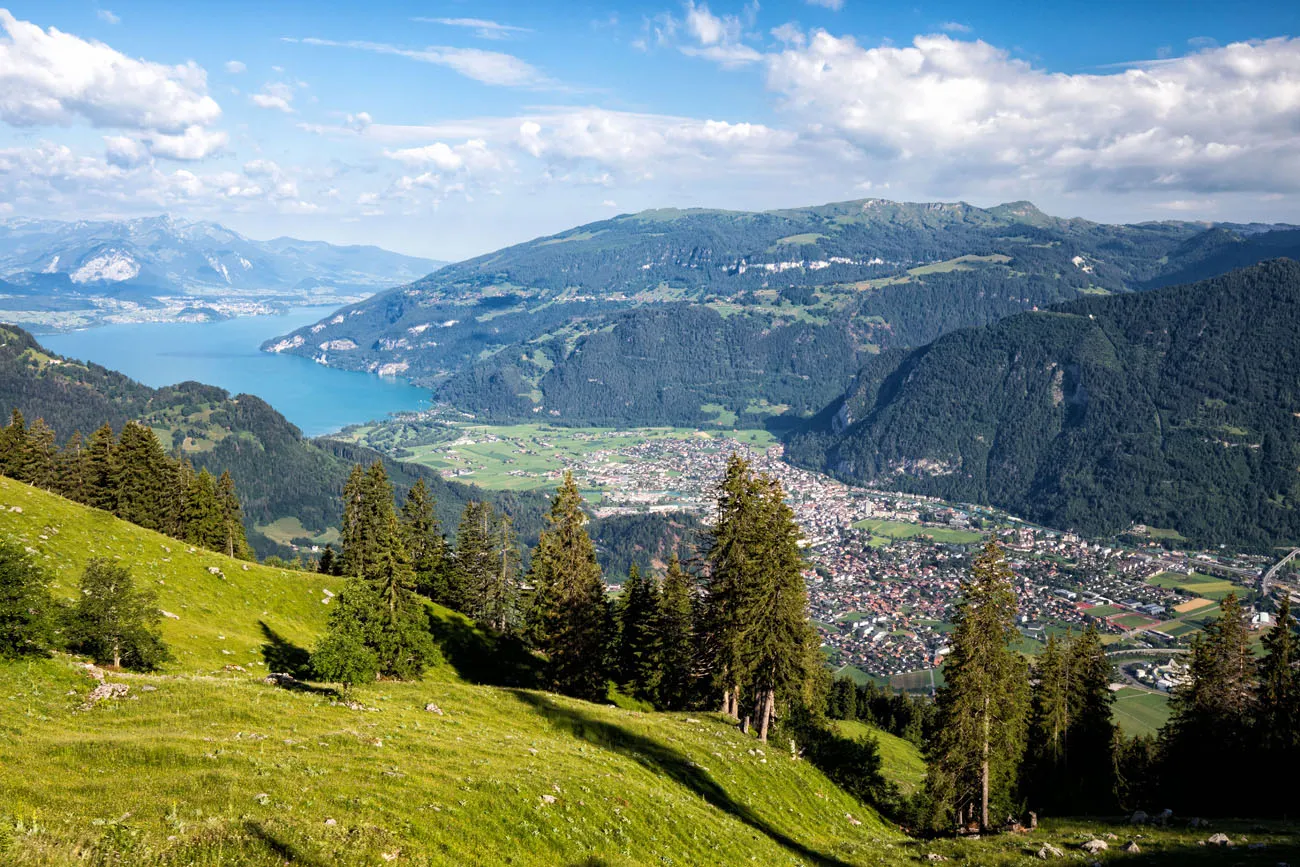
[56,431,91,503]
[85,423,117,511]
[1257,596,1299,797]
[656,554,696,710]
[1066,625,1116,813]
[1159,592,1254,814]
[616,563,662,701]
[111,422,170,531]
[483,512,521,633]
[923,542,1029,832]
[702,454,764,717]
[24,418,57,489]
[400,479,448,601]
[739,475,819,742]
[217,470,250,559]
[452,500,495,616]
[1024,632,1072,811]
[527,472,609,699]
[0,409,27,478]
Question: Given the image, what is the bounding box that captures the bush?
[0,537,52,658]
[68,558,170,670]
[311,629,378,695]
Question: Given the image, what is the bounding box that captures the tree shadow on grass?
[508,689,855,867]
[243,820,328,867]
[258,621,312,676]
[427,608,541,688]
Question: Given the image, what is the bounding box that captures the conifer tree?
[656,554,697,710]
[483,512,521,632]
[184,468,226,551]
[216,470,250,559]
[616,563,662,700]
[317,544,338,576]
[24,418,57,489]
[452,500,495,615]
[1257,596,1299,789]
[740,476,820,742]
[0,537,51,658]
[1025,632,1072,810]
[0,408,27,478]
[400,478,447,600]
[702,454,763,717]
[923,542,1029,832]
[1160,592,1254,814]
[111,422,170,530]
[85,423,117,510]
[1066,625,1116,812]
[68,558,169,670]
[527,472,609,699]
[56,431,91,503]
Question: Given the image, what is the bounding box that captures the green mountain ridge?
[265,196,1300,427]
[785,258,1300,549]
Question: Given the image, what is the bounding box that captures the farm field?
[343,421,775,491]
[1147,571,1239,601]
[850,518,985,546]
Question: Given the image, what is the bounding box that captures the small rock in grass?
[141,684,157,692]
[1123,841,1140,853]
[1205,833,1232,847]
[424,703,443,715]
[324,818,337,826]
[845,813,861,826]
[540,794,556,805]
[254,793,270,806]
[1037,844,1063,859]
[1081,839,1108,854]
[924,854,946,862]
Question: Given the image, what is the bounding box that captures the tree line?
[913,542,1300,832]
[0,410,250,559]
[311,455,824,746]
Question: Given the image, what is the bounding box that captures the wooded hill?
[786,259,1300,550]
[266,197,1299,427]
[0,325,690,570]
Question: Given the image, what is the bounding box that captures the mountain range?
[265,198,1300,429]
[786,259,1300,550]
[0,215,445,330]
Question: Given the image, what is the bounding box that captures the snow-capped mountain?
[0,215,444,296]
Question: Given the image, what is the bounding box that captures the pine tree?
[85,423,117,510]
[656,554,697,710]
[452,501,495,615]
[1160,592,1254,814]
[701,454,764,718]
[527,472,609,699]
[828,676,859,721]
[56,431,92,503]
[184,468,226,551]
[483,512,521,633]
[111,422,170,530]
[1025,632,1072,811]
[739,475,820,742]
[217,470,250,559]
[923,542,1029,832]
[318,544,338,575]
[23,418,57,489]
[1066,625,1116,813]
[0,408,28,478]
[335,462,435,680]
[616,563,662,700]
[1257,596,1299,794]
[68,558,169,670]
[0,537,51,658]
[400,478,447,600]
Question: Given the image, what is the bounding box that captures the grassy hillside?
[833,720,927,796]
[0,476,333,670]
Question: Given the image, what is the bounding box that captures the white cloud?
[940,21,972,33]
[224,59,246,74]
[142,125,228,160]
[250,81,296,113]
[678,2,762,67]
[413,17,532,40]
[805,0,844,9]
[286,37,554,88]
[96,9,120,25]
[103,134,147,167]
[766,33,1300,193]
[384,139,501,172]
[0,9,222,155]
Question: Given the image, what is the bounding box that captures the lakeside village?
[406,419,1300,687]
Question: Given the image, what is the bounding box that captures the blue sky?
[2,1,1299,259]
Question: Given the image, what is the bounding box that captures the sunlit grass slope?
[833,720,927,797]
[0,477,335,671]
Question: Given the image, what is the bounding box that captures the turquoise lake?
[42,308,429,437]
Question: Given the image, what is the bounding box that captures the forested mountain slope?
[785,259,1300,549]
[266,197,1297,427]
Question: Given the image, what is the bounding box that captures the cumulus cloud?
[0,10,224,159]
[414,17,532,40]
[285,36,554,88]
[250,81,296,112]
[679,2,762,67]
[96,9,120,25]
[384,139,500,172]
[766,33,1300,193]
[224,59,246,74]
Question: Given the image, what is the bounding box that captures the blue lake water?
[42,308,429,437]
